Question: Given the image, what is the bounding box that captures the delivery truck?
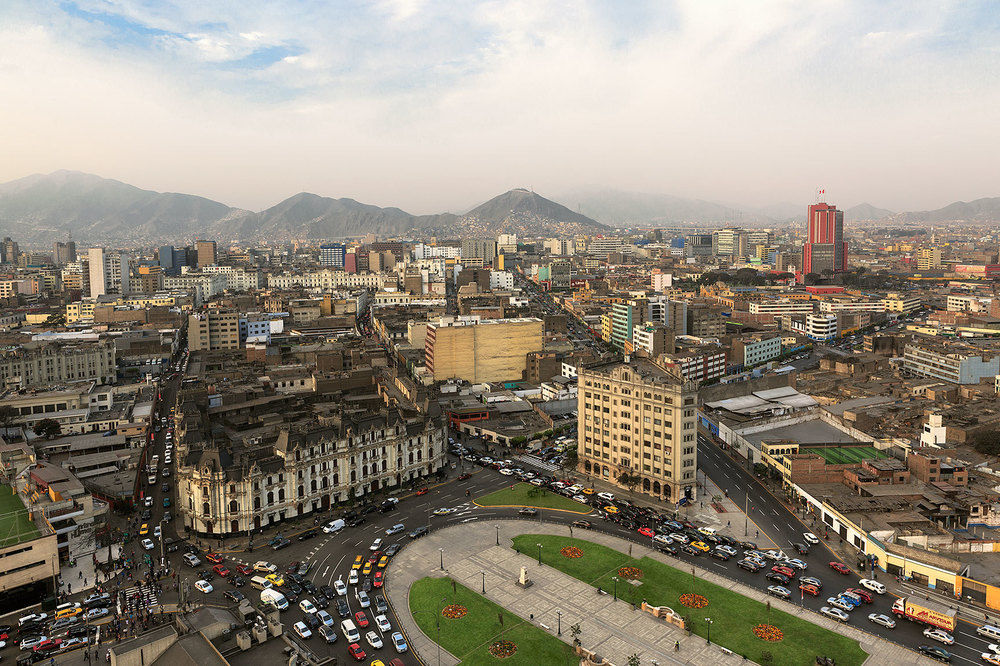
[891,596,958,632]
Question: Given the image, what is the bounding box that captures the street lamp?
[705,617,713,644]
[480,571,486,594]
[536,543,542,566]
[612,576,619,601]
[556,609,562,635]
[439,548,444,571]
[495,524,500,546]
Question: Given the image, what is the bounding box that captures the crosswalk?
[515,454,560,473]
[118,582,159,614]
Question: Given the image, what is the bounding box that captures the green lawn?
[512,534,868,666]
[409,576,577,665]
[800,446,887,465]
[475,482,590,513]
[0,485,40,548]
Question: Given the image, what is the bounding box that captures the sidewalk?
[384,520,936,666]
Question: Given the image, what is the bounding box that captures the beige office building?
[195,240,217,268]
[424,317,543,383]
[577,359,698,503]
[188,309,240,351]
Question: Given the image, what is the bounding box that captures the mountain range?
[1,171,999,245]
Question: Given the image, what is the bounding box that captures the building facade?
[802,202,847,274]
[424,317,543,383]
[0,341,116,386]
[577,360,698,503]
[188,310,240,351]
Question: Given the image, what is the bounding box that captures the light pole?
[744,495,749,537]
[705,617,713,644]
[439,548,444,571]
[612,576,619,601]
[481,571,486,594]
[556,609,562,635]
[495,524,500,546]
[536,543,542,566]
[159,518,166,567]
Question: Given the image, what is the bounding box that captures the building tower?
[802,202,846,275]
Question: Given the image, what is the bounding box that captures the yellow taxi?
[253,561,277,574]
[690,541,710,552]
[352,555,364,570]
[55,606,82,620]
[265,573,284,587]
[139,523,149,536]
[581,488,595,495]
[604,506,618,514]
[362,561,374,575]
[377,556,389,569]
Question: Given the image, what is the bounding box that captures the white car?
[142,538,155,550]
[827,596,853,612]
[499,468,514,476]
[194,580,213,594]
[375,614,391,632]
[803,532,820,545]
[573,495,588,503]
[153,526,161,538]
[433,507,455,516]
[334,579,347,596]
[86,607,110,621]
[697,527,717,536]
[370,538,383,551]
[530,478,545,486]
[859,578,886,595]
[597,492,615,501]
[365,630,383,649]
[293,621,312,639]
[821,606,849,622]
[357,590,370,608]
[143,497,153,507]
[20,636,48,651]
[299,599,316,614]
[348,569,359,585]
[868,613,895,629]
[923,627,955,645]
[785,558,807,570]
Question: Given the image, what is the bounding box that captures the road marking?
[322,566,329,578]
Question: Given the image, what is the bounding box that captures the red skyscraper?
[802,202,846,275]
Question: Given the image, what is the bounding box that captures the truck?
[891,596,958,632]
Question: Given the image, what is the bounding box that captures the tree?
[618,471,641,497]
[626,654,640,666]
[569,622,582,648]
[972,431,1000,456]
[0,406,17,428]
[33,418,61,439]
[803,273,821,285]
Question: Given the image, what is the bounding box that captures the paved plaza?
[385,520,937,665]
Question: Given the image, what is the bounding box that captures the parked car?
[829,562,851,574]
[917,645,952,662]
[821,606,850,622]
[867,613,895,629]
[766,585,791,599]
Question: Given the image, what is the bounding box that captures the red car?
[369,551,382,564]
[354,611,369,628]
[846,588,873,603]
[205,552,223,564]
[829,561,850,574]
[799,583,820,596]
[347,643,366,661]
[213,564,230,577]
[416,488,429,496]
[771,565,795,578]
[458,473,471,480]
[34,639,62,653]
[235,564,253,576]
[637,527,655,538]
[373,571,384,588]
[286,561,300,574]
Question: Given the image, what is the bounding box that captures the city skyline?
[1,1,998,214]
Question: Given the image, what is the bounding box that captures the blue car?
[163,497,171,507]
[391,631,408,653]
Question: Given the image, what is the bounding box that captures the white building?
[202,265,262,291]
[920,414,948,447]
[87,248,130,297]
[267,270,393,290]
[489,271,514,291]
[818,300,886,314]
[652,271,673,292]
[947,295,991,313]
[903,342,1000,384]
[749,300,816,316]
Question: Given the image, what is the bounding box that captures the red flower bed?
[441,604,467,619]
[679,593,708,608]
[489,639,517,658]
[752,623,784,642]
[618,566,643,580]
[560,546,583,558]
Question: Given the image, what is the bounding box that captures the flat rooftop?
[746,418,863,448]
[0,486,41,548]
[800,445,889,465]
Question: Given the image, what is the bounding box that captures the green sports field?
[799,446,888,465]
[0,486,41,547]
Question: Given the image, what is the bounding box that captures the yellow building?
[916,247,942,271]
[577,359,698,503]
[600,313,613,342]
[424,317,543,383]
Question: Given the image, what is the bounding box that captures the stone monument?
[516,565,533,589]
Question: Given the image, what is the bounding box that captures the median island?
[475,482,591,514]
[512,534,869,666]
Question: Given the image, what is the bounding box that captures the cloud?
[0,0,997,213]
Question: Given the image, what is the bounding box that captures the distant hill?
[0,170,238,244]
[894,197,1000,223]
[455,188,606,236]
[845,203,893,222]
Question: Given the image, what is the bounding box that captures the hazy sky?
[1,1,998,214]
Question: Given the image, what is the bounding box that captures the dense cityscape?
[2,197,1000,665]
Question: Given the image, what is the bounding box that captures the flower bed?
[679,593,708,608]
[441,604,468,619]
[560,546,584,559]
[488,639,518,658]
[752,623,784,642]
[618,566,643,580]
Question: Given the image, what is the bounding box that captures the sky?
[0,0,998,214]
